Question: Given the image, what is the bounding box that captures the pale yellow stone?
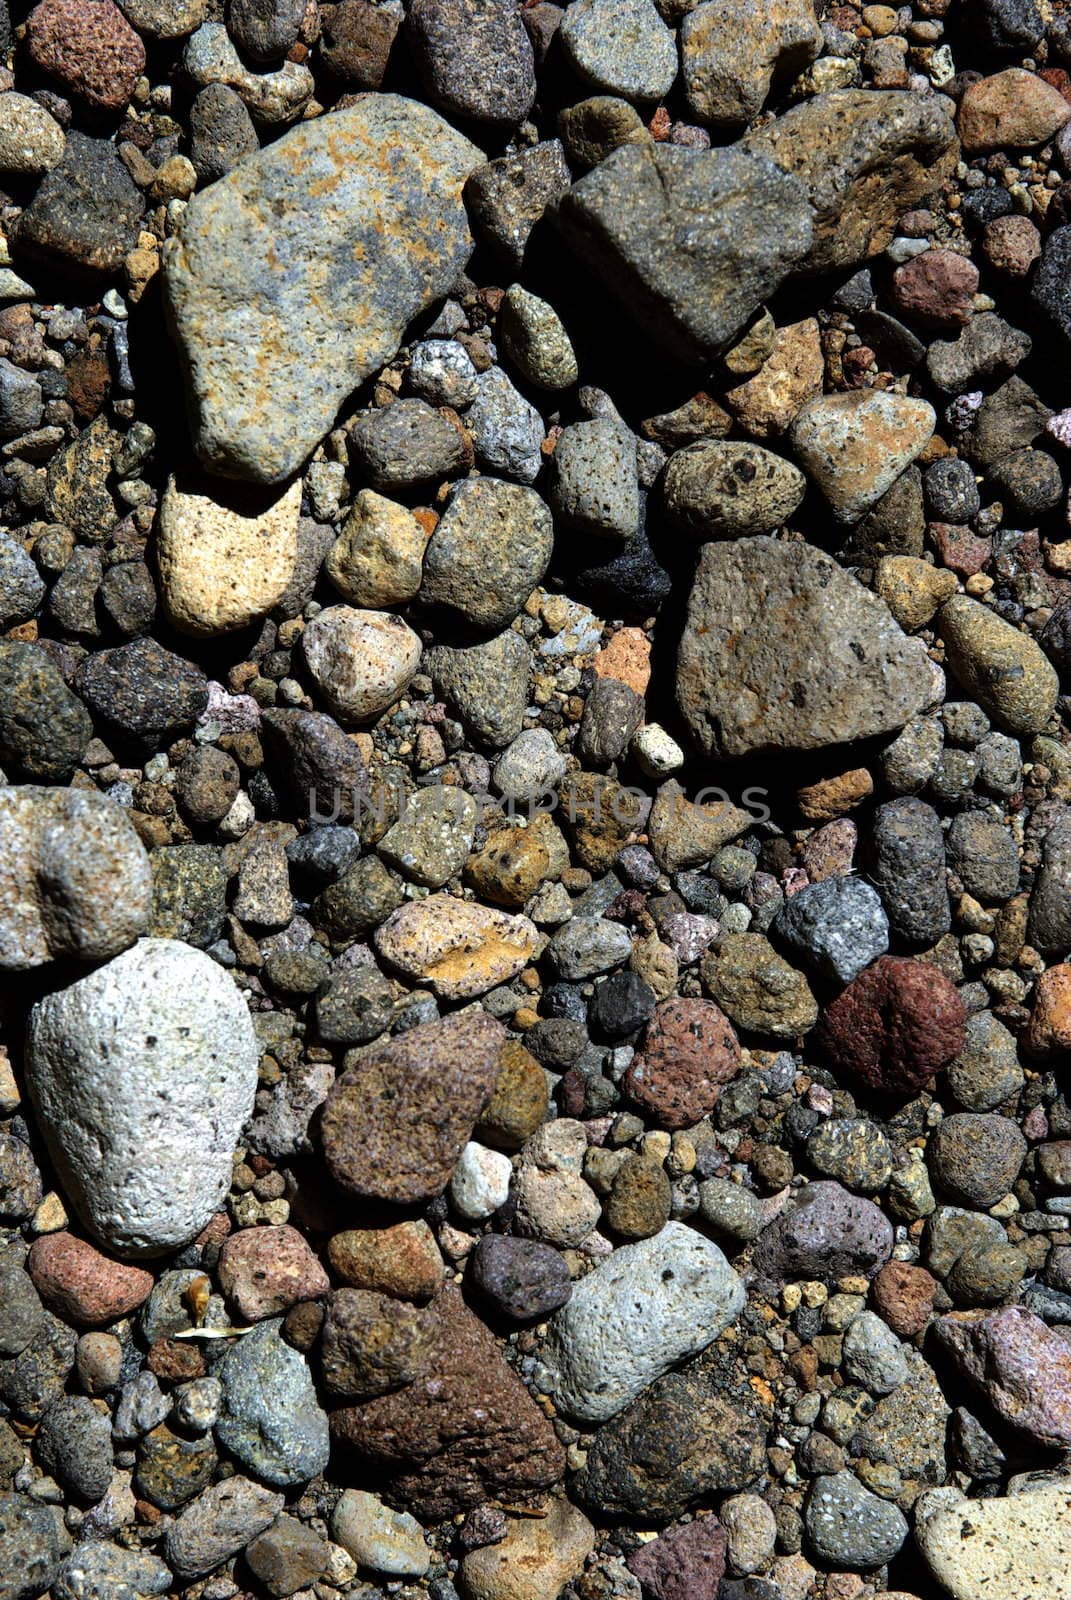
[917,1484,1071,1600]
[157,475,301,636]
[875,555,957,631]
[326,489,430,608]
[724,318,824,439]
[459,1499,595,1600]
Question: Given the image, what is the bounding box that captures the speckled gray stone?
[216,1318,330,1487]
[773,876,888,983]
[420,477,553,629]
[558,0,677,101]
[426,630,531,748]
[163,96,481,484]
[550,417,640,539]
[804,1471,908,1568]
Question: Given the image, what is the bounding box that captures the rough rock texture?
[331,1286,565,1518]
[933,1307,1071,1447]
[916,1484,1071,1600]
[681,0,821,131]
[677,537,933,758]
[819,955,967,1095]
[751,1180,894,1284]
[25,938,258,1256]
[624,997,741,1129]
[320,1010,506,1202]
[156,475,301,636]
[790,390,935,522]
[555,143,814,364]
[374,894,540,998]
[163,96,481,483]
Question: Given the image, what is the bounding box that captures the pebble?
[0,786,151,971]
[188,82,258,180]
[0,1493,63,1597]
[375,894,539,997]
[627,1516,728,1600]
[228,0,304,60]
[0,92,64,177]
[26,0,144,112]
[869,796,949,945]
[550,417,640,540]
[326,489,428,608]
[216,1317,329,1486]
[74,637,208,747]
[773,877,888,984]
[677,537,932,758]
[663,440,806,540]
[512,1119,601,1246]
[0,645,91,783]
[700,932,818,1038]
[450,1141,512,1220]
[25,938,258,1256]
[460,1498,594,1600]
[406,0,535,127]
[934,1306,1071,1447]
[928,1113,1026,1208]
[301,605,421,722]
[820,955,966,1096]
[328,1220,443,1301]
[217,1224,329,1321]
[804,1471,908,1569]
[681,0,820,130]
[321,1009,505,1201]
[165,1476,285,1580]
[332,1488,430,1576]
[790,390,934,523]
[16,132,142,276]
[426,629,531,749]
[245,1516,328,1597]
[499,286,578,390]
[408,339,478,408]
[465,139,571,270]
[421,477,553,630]
[958,67,1071,154]
[26,1234,152,1328]
[164,96,480,483]
[807,1118,892,1193]
[624,996,740,1129]
[544,1221,745,1421]
[842,1309,909,1393]
[466,366,545,485]
[558,0,677,101]
[321,1288,439,1397]
[916,1483,1071,1600]
[156,476,301,636]
[469,1235,571,1321]
[52,1543,172,1599]
[752,1181,893,1284]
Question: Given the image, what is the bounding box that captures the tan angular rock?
[682,0,821,131]
[156,475,301,636]
[459,1499,596,1600]
[724,318,823,438]
[874,555,957,631]
[790,390,935,523]
[939,594,1058,735]
[301,605,422,722]
[325,489,430,608]
[916,1484,1071,1600]
[374,893,540,999]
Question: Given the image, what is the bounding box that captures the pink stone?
[934,1306,1071,1448]
[627,1517,728,1600]
[27,1233,153,1328]
[218,1224,330,1322]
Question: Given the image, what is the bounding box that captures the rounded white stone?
[449,1141,513,1221]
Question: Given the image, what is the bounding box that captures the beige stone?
[459,1499,595,1600]
[958,68,1071,155]
[791,390,935,523]
[326,489,430,608]
[875,556,957,631]
[301,604,422,722]
[916,1484,1071,1600]
[724,318,823,439]
[682,0,821,130]
[0,91,65,176]
[157,475,301,636]
[374,893,540,999]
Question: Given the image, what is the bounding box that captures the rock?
[916,1483,1071,1600]
[26,0,144,112]
[701,932,817,1038]
[318,0,398,85]
[349,398,466,490]
[0,645,91,783]
[156,475,300,636]
[460,1499,595,1600]
[16,131,142,276]
[245,1517,328,1597]
[928,1113,1026,1207]
[466,366,544,484]
[0,1248,44,1357]
[332,1489,430,1576]
[188,82,258,180]
[724,317,823,439]
[477,1039,549,1149]
[681,0,820,130]
[559,93,650,168]
[469,1235,571,1321]
[36,1393,113,1503]
[0,535,43,630]
[406,0,535,127]
[773,877,888,983]
[426,629,531,749]
[891,250,979,330]
[751,1180,893,1284]
[677,537,932,758]
[512,1119,601,1247]
[958,67,1071,153]
[624,996,740,1129]
[875,555,957,631]
[218,1225,329,1322]
[571,1344,767,1518]
[627,1518,728,1600]
[934,1306,1071,1447]
[465,139,571,270]
[939,595,1057,735]
[331,1286,565,1518]
[663,441,806,540]
[0,1309,75,1422]
[869,796,949,945]
[421,478,553,629]
[228,0,304,60]
[26,1234,152,1327]
[52,1543,171,1600]
[74,637,208,747]
[301,605,421,722]
[379,787,477,887]
[0,92,64,176]
[328,1220,443,1301]
[819,955,966,1096]
[544,1221,745,1422]
[555,143,813,365]
[375,894,539,998]
[790,390,935,522]
[842,1308,909,1393]
[807,1118,892,1192]
[558,0,677,101]
[326,490,428,608]
[25,938,258,1257]
[321,1009,505,1201]
[451,1141,512,1221]
[550,417,640,540]
[165,1477,285,1581]
[408,338,479,407]
[743,88,959,274]
[321,1288,440,1397]
[181,21,313,124]
[499,286,578,390]
[0,786,151,971]
[163,95,480,484]
[217,1318,329,1486]
[0,1494,63,1600]
[604,1155,672,1239]
[804,1471,908,1569]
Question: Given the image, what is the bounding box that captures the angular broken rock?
[156,474,301,635]
[374,893,540,999]
[744,88,959,274]
[331,1285,565,1518]
[676,536,933,758]
[790,389,935,523]
[319,1009,506,1203]
[554,142,813,364]
[163,95,481,484]
[681,0,821,131]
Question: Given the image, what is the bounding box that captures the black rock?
[971,0,1043,54]
[73,638,208,746]
[1032,224,1071,354]
[924,456,981,524]
[588,971,657,1039]
[227,0,305,61]
[16,132,142,277]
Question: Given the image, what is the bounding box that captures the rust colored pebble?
[982,214,1042,278]
[217,1224,330,1322]
[819,954,967,1096]
[624,996,741,1131]
[27,1232,154,1327]
[890,250,979,331]
[148,1338,206,1383]
[871,1260,938,1338]
[1025,963,1071,1059]
[592,627,652,696]
[26,0,146,112]
[327,1220,444,1302]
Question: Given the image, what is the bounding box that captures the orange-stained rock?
[1026,963,1071,1059]
[593,626,651,695]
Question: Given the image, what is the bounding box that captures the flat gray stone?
[163,95,481,484]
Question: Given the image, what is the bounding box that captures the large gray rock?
[163,95,481,484]
[554,142,813,364]
[165,1477,284,1581]
[216,1318,330,1487]
[25,939,258,1257]
[676,536,933,758]
[0,787,151,971]
[544,1221,745,1421]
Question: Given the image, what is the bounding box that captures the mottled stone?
[157,475,300,636]
[374,894,539,998]
[751,1180,894,1284]
[934,1307,1071,1447]
[681,0,820,130]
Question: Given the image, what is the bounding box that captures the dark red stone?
[624,997,741,1130]
[819,954,967,1096]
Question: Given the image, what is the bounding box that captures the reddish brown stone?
[321,1288,440,1398]
[871,1260,937,1338]
[624,997,741,1130]
[818,955,967,1096]
[928,522,991,577]
[217,1224,330,1322]
[27,1233,153,1327]
[934,1306,1071,1448]
[1025,963,1071,1060]
[319,0,399,85]
[626,1516,728,1600]
[982,214,1042,279]
[26,0,146,113]
[320,1011,506,1204]
[148,1338,206,1383]
[330,1285,565,1518]
[891,250,979,330]
[327,1220,444,1302]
